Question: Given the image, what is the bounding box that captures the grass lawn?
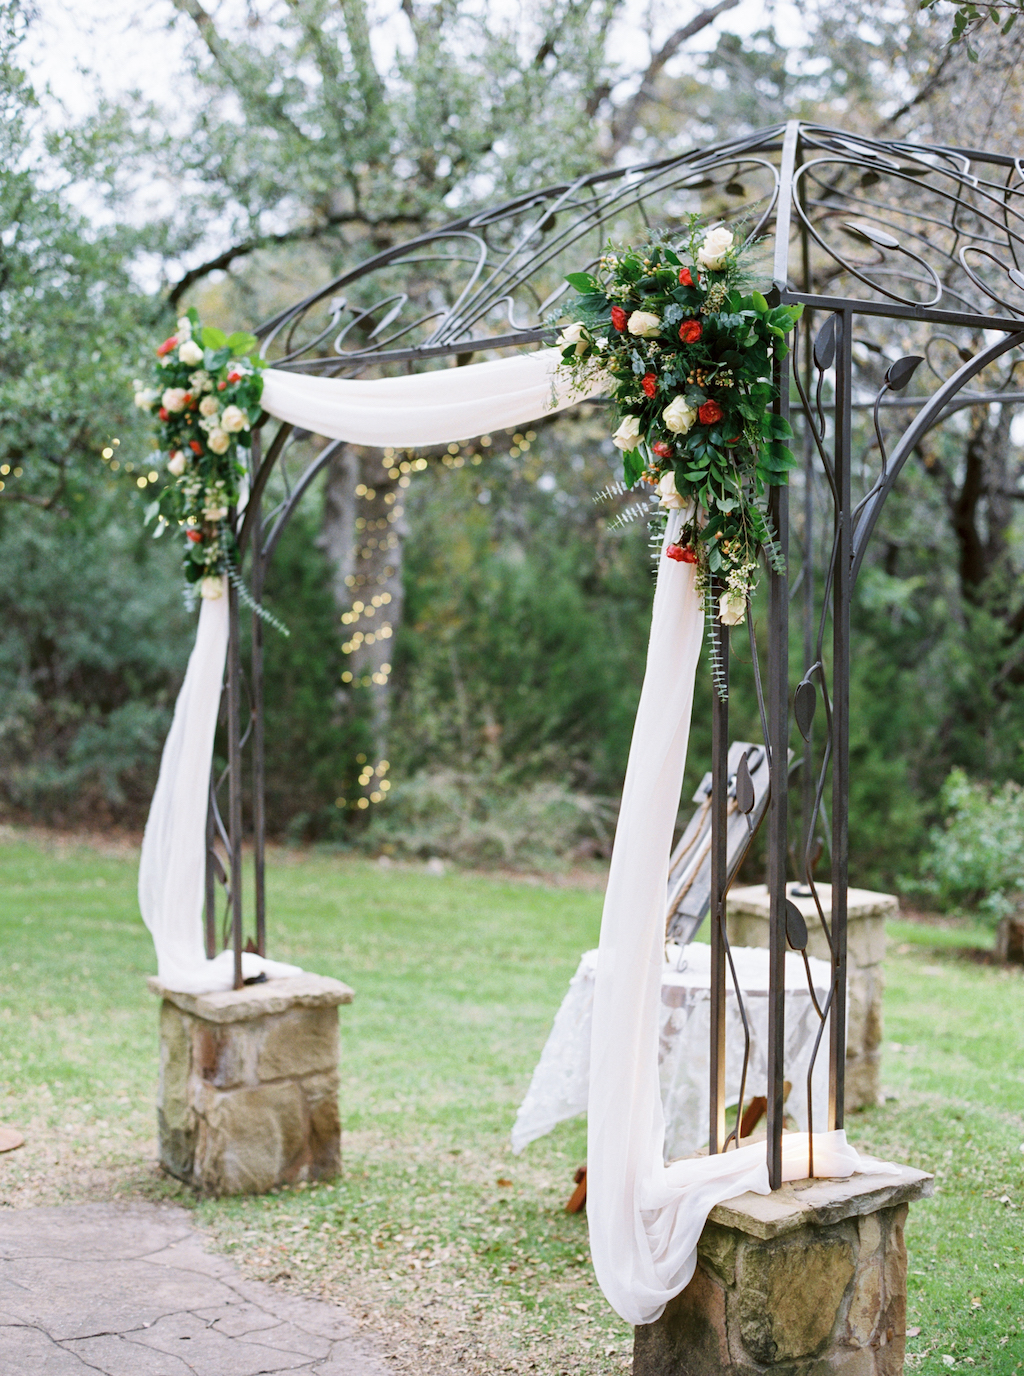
[0,827,1022,1374]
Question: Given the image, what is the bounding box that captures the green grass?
[0,830,1022,1373]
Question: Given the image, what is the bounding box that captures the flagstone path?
[0,1202,389,1375]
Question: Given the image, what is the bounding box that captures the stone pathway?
[0,1203,389,1375]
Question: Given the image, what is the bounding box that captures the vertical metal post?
[708,607,729,1155]
[226,562,244,990]
[250,431,267,958]
[766,353,791,1189]
[204,788,217,959]
[829,310,852,1129]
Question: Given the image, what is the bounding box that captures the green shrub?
[916,767,1024,920]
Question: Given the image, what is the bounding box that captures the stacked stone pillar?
[634,1166,932,1375]
[727,883,895,1110]
[150,973,353,1196]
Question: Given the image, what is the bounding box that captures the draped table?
[513,942,832,1163]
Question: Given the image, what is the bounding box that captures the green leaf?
[143,499,160,526]
[751,290,769,314]
[201,326,228,349]
[622,448,644,486]
[565,272,599,292]
[227,331,259,356]
[205,346,232,371]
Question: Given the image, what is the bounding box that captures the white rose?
[200,575,224,600]
[697,227,735,272]
[207,428,230,454]
[178,339,204,367]
[161,387,188,413]
[199,395,219,417]
[203,505,229,520]
[657,470,686,510]
[612,414,642,451]
[176,316,193,340]
[134,388,158,411]
[167,450,187,477]
[556,321,590,356]
[719,590,747,625]
[627,310,662,338]
[220,404,249,434]
[663,396,697,434]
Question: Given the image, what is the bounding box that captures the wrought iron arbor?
[209,120,1024,1187]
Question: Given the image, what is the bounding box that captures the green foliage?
[362,769,615,867]
[915,768,1024,920]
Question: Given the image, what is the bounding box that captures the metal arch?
[215,121,1024,1197]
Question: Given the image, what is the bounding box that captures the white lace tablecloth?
[512,942,832,1162]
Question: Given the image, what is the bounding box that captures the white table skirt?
[512,942,832,1162]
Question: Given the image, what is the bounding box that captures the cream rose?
[203,505,229,520]
[178,339,204,367]
[662,396,697,434]
[657,470,687,510]
[627,310,661,338]
[612,414,642,451]
[220,404,248,434]
[134,388,158,411]
[207,428,230,454]
[161,387,188,413]
[167,450,187,477]
[556,321,590,356]
[200,576,224,600]
[697,227,735,271]
[199,395,219,417]
[719,590,746,626]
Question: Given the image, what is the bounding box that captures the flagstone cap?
[147,972,354,1023]
[709,1163,933,1240]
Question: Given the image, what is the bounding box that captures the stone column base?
[149,972,354,1196]
[634,1163,933,1375]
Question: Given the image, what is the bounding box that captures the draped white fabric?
[138,576,302,994]
[585,509,899,1327]
[140,347,897,1323]
[260,348,606,446]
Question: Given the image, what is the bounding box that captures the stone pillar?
[149,972,354,1196]
[634,1165,932,1376]
[727,883,895,1111]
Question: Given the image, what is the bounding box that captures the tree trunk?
[319,444,408,756]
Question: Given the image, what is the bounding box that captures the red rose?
[189,440,204,454]
[641,373,657,398]
[666,543,698,564]
[678,268,693,287]
[228,371,241,383]
[156,336,178,357]
[186,530,203,544]
[699,399,723,425]
[652,440,674,458]
[611,305,627,332]
[158,407,169,421]
[678,320,702,344]
[218,380,228,391]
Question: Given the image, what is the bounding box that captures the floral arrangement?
[133,309,264,601]
[556,221,802,631]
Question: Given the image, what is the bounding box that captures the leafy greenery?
[913,769,1024,921]
[1,833,1022,1374]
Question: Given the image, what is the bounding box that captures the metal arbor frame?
[209,120,1024,1188]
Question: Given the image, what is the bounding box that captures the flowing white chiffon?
[585,510,899,1327]
[139,347,897,1325]
[260,348,606,447]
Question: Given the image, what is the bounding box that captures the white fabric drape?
[260,348,606,446]
[140,349,604,994]
[138,576,302,994]
[585,510,898,1327]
